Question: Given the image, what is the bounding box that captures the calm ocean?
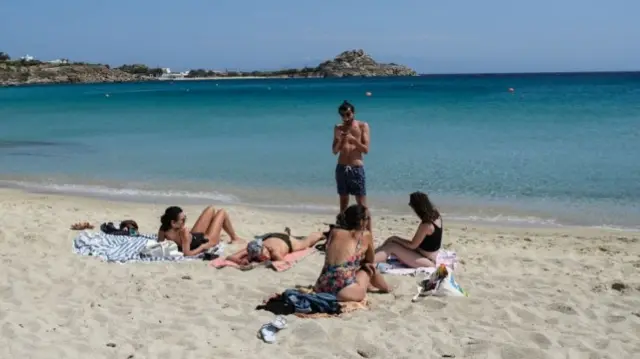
[1,74,639,229]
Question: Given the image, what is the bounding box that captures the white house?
[20,54,35,61]
[48,59,69,64]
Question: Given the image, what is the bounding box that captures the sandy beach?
[0,188,638,359]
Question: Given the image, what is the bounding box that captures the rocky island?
[0,49,416,86]
[314,49,417,77]
[187,49,417,79]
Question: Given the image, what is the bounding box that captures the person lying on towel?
[314,204,391,302]
[158,205,243,256]
[226,228,325,268]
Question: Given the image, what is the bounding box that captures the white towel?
[379,250,458,276]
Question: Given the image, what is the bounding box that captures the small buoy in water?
[508,88,515,93]
[365,91,372,97]
[105,93,110,98]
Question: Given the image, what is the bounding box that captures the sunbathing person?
[374,191,442,268]
[226,228,325,268]
[158,205,242,256]
[314,204,390,301]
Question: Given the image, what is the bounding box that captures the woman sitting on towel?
[226,228,325,267]
[374,191,442,268]
[314,204,390,301]
[158,205,242,256]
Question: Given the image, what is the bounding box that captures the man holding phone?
[332,100,371,230]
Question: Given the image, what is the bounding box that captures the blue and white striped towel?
[72,231,222,263]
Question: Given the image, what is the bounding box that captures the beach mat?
[72,231,207,262]
[380,250,458,276]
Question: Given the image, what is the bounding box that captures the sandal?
[70,222,94,230]
[258,315,287,343]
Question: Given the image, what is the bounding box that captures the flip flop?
[70,222,94,230]
[258,315,287,343]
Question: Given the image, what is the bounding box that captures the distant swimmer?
[508,88,515,93]
[365,91,372,97]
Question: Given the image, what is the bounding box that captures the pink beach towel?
[209,247,315,272]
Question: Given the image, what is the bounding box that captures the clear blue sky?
[1,0,639,74]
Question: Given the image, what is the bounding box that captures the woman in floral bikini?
[314,204,391,301]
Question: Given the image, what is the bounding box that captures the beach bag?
[433,271,467,297]
[413,265,467,300]
[140,240,181,258]
[100,220,139,236]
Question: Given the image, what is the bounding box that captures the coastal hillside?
[0,49,416,86]
[0,61,147,86]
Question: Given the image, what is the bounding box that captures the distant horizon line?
[417,70,640,77]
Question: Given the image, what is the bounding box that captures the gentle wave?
[444,213,560,227]
[4,178,636,231]
[0,180,239,203]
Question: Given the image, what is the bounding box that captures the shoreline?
[2,174,639,232]
[1,187,637,234]
[157,76,280,81]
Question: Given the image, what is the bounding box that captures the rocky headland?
[0,61,149,86]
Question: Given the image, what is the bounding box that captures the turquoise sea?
[1,74,639,229]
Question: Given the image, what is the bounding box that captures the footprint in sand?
[548,303,577,315]
[605,315,626,324]
[529,332,554,349]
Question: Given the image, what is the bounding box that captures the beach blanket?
[378,250,458,276]
[209,247,315,271]
[256,286,369,318]
[73,231,222,262]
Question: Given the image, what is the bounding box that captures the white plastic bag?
[141,240,182,258]
[413,265,467,301]
[433,271,467,297]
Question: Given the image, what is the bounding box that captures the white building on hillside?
[20,54,35,61]
[48,59,69,64]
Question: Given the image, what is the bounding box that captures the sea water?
[1,74,639,229]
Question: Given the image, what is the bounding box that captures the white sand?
[0,188,638,359]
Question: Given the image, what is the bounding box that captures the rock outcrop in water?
[313,49,417,78]
[0,61,148,86]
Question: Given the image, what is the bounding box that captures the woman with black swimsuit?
[157,205,243,256]
[226,228,325,267]
[374,191,443,268]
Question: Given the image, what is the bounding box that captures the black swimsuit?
[418,219,443,252]
[176,232,208,252]
[263,232,293,253]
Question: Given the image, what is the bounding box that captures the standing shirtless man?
[332,100,371,230]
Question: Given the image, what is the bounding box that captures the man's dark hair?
[338,100,355,114]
